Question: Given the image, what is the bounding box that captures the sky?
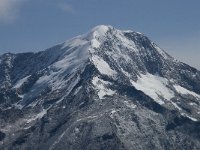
[0,0,199,69]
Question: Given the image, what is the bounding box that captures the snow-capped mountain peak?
[89,25,112,37]
[1,25,200,150]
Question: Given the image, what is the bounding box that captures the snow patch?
[171,101,182,111]
[123,100,136,109]
[174,85,200,99]
[91,39,101,48]
[110,109,118,118]
[189,102,197,106]
[91,55,117,76]
[26,109,47,123]
[13,103,23,110]
[92,76,115,99]
[74,86,82,95]
[131,73,174,105]
[18,94,24,99]
[75,127,80,133]
[121,68,131,78]
[13,75,30,88]
[181,113,198,122]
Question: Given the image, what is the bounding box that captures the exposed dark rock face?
[0,25,200,150]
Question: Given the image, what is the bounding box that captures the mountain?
[0,25,200,150]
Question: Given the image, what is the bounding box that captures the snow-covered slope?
[0,25,200,150]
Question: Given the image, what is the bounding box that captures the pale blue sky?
[0,0,199,69]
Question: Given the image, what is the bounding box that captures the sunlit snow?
[92,76,115,99]
[91,55,117,76]
[174,85,200,99]
[131,73,174,105]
